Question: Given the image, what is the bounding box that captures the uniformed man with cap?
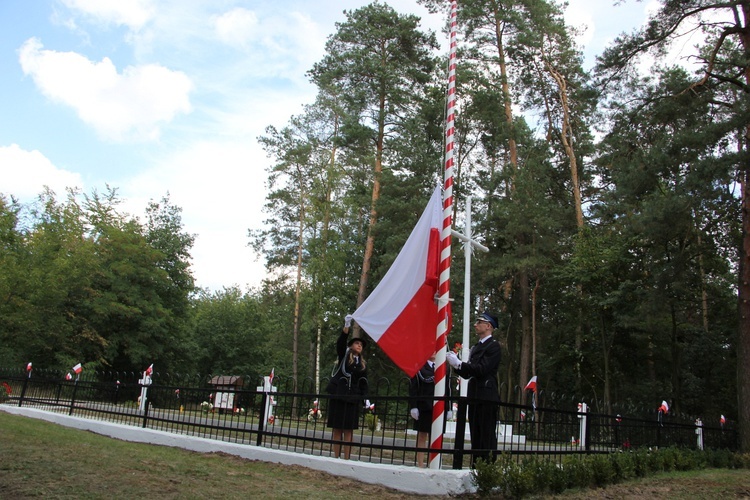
[446,311,501,466]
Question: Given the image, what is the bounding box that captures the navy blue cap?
[476,312,499,329]
[348,337,367,348]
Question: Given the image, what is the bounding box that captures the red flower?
[2,382,11,395]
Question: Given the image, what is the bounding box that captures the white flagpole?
[451,196,489,397]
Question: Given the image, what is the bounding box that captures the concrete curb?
[1,406,474,496]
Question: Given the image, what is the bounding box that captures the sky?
[0,0,657,292]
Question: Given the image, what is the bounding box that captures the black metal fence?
[0,368,737,469]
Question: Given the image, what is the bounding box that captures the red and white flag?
[659,400,669,414]
[145,364,153,376]
[26,362,32,372]
[721,414,726,425]
[524,376,538,393]
[268,368,274,385]
[72,363,82,374]
[65,373,73,380]
[352,186,443,378]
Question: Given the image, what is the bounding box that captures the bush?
[632,449,650,477]
[364,413,379,432]
[610,451,635,483]
[471,456,502,497]
[499,458,535,499]
[590,454,615,487]
[706,448,733,468]
[658,447,678,472]
[471,448,745,497]
[674,448,699,471]
[546,462,568,494]
[562,456,593,489]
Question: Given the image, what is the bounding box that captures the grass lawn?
[0,411,435,499]
[2,410,750,499]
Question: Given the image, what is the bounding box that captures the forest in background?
[1,0,747,448]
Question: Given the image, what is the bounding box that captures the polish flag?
[65,373,73,380]
[659,400,669,414]
[524,376,537,393]
[72,363,82,374]
[145,364,153,376]
[269,368,274,385]
[720,414,726,425]
[26,362,32,372]
[353,186,443,378]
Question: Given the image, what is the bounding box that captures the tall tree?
[308,1,439,326]
[255,115,317,386]
[595,0,750,450]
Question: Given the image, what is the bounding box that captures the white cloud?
[0,144,83,200]
[18,37,193,142]
[213,8,259,48]
[61,0,155,31]
[122,139,269,291]
[210,8,326,81]
[563,1,596,49]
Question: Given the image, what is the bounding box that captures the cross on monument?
[450,196,489,397]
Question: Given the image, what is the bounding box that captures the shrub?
[632,449,649,477]
[562,456,592,489]
[674,448,699,471]
[590,454,615,487]
[364,413,379,432]
[470,456,503,497]
[546,462,568,494]
[706,448,732,468]
[471,447,744,497]
[498,455,534,499]
[610,451,635,482]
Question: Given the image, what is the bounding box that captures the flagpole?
[429,0,458,470]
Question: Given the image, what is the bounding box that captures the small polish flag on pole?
[269,368,274,386]
[720,414,726,425]
[659,400,669,414]
[65,373,73,380]
[524,376,538,393]
[72,363,82,374]
[145,364,153,376]
[26,362,32,372]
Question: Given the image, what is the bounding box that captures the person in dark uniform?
[446,311,501,466]
[326,314,368,459]
[409,353,436,468]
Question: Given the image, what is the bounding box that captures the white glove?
[446,351,461,368]
[344,314,353,328]
[410,408,419,420]
[364,399,371,408]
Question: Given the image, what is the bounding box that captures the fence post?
[256,391,268,446]
[68,379,78,416]
[577,402,588,450]
[695,418,704,450]
[18,370,30,407]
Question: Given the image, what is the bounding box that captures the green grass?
[2,410,750,499]
[0,411,431,499]
[548,468,750,499]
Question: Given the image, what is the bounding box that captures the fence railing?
[0,368,737,469]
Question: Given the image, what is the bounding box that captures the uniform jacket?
[326,330,368,398]
[453,336,501,402]
[408,362,435,414]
